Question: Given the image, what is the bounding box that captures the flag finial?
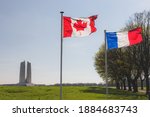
[60,11,64,14]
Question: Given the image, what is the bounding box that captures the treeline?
[53,83,105,86]
[95,10,150,94]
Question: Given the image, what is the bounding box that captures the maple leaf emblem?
[73,20,87,31]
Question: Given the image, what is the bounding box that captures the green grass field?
[0,86,148,100]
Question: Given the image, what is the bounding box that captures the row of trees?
[95,10,150,94]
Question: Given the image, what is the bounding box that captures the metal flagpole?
[104,30,108,95]
[60,11,64,100]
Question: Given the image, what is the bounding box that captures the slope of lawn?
[0,86,147,100]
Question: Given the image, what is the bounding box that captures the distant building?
[19,61,33,86]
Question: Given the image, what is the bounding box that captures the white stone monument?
[19,61,33,86]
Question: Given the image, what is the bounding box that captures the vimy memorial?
[19,61,33,86]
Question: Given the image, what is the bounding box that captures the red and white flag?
[63,15,97,38]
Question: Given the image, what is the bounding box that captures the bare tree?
[125,11,150,94]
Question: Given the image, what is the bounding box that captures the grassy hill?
[0,86,148,100]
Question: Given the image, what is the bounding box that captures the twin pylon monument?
[19,61,33,86]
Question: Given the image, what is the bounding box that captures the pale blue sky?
[0,0,149,84]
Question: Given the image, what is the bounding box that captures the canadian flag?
[63,15,97,38]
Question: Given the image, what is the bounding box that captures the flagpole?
[60,11,64,100]
[104,30,108,96]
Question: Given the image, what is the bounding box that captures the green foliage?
[0,86,147,100]
[95,45,128,83]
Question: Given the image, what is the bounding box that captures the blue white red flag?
[106,27,143,49]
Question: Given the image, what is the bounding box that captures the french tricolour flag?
[106,27,143,49]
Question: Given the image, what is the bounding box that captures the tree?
[95,45,128,90]
[125,11,150,94]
